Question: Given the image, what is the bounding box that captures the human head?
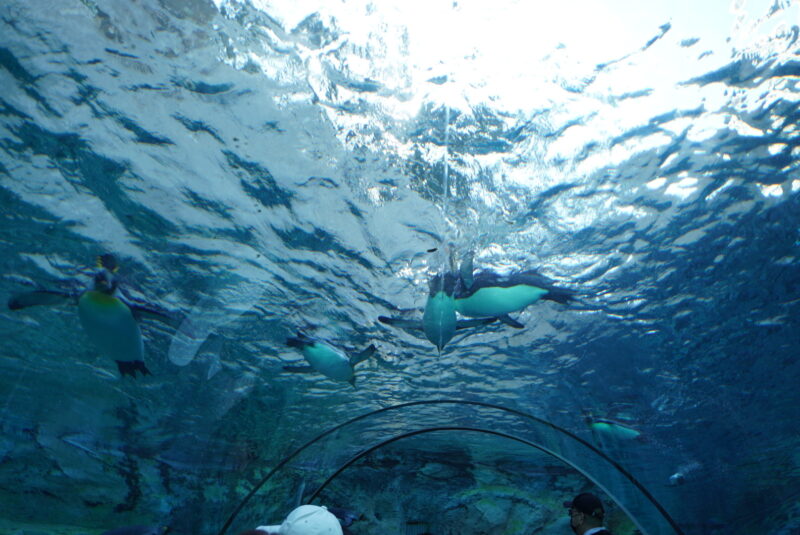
[256,505,343,535]
[563,492,604,534]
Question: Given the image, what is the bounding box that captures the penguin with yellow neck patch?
[8,254,175,378]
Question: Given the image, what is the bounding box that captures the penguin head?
[97,254,119,272]
[93,254,120,293]
[93,269,118,293]
[668,472,686,486]
[428,272,457,297]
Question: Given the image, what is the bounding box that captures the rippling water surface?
[1,1,799,534]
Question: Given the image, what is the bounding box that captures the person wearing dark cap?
[563,492,612,535]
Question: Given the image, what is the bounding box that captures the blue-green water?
[1,1,799,534]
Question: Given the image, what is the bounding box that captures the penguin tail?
[579,407,595,426]
[543,286,575,305]
[286,337,304,349]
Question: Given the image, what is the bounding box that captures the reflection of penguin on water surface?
[8,254,177,378]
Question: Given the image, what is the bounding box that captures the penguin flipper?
[129,303,181,328]
[116,360,151,378]
[454,317,497,330]
[497,314,525,328]
[350,344,377,367]
[8,290,74,310]
[283,365,315,373]
[378,316,422,331]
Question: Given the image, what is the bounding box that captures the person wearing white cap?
[242,505,343,535]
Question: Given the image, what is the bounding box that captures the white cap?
[256,505,342,535]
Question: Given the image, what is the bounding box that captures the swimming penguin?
[667,461,701,486]
[284,333,377,387]
[378,271,497,353]
[668,471,686,486]
[8,254,175,378]
[454,252,574,328]
[586,416,643,441]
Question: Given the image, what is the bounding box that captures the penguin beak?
[94,270,116,292]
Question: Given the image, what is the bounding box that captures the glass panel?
[221,400,683,535]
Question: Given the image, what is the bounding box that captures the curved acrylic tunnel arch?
[218,400,684,535]
[305,426,679,534]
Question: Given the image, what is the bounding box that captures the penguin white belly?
[78,291,144,362]
[303,345,354,383]
[591,421,641,440]
[456,285,548,317]
[423,292,457,350]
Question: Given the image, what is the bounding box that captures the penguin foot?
[497,314,524,328]
[116,360,151,378]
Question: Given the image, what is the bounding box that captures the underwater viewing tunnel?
[2,0,799,534]
[219,401,683,535]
